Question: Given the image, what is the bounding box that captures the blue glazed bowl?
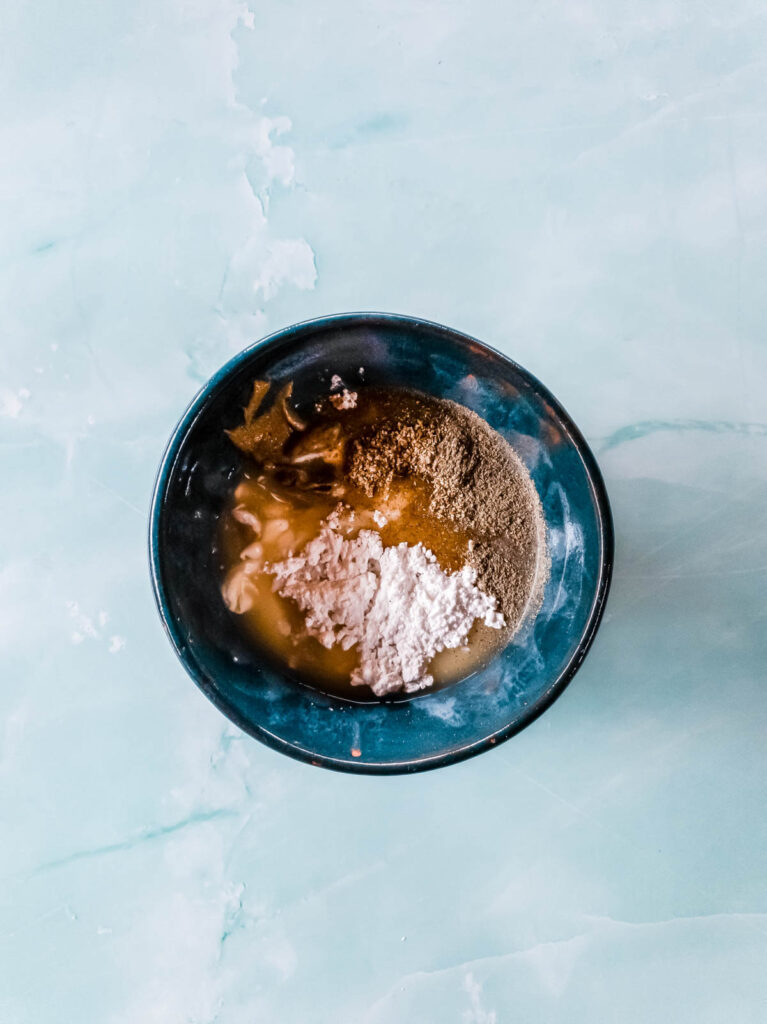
[150,313,613,773]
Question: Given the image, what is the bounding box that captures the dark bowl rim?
[149,311,614,775]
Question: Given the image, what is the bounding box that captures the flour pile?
[268,516,504,696]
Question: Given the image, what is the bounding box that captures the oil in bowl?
[218,379,548,700]
[151,312,613,773]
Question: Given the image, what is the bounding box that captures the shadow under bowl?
[150,313,613,774]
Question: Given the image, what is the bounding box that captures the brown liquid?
[220,387,542,699]
[221,476,506,700]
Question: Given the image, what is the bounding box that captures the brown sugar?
[347,396,548,627]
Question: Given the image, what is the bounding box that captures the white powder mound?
[268,522,504,696]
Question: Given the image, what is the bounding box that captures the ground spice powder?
[347,395,548,631]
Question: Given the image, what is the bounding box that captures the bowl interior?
[151,314,612,773]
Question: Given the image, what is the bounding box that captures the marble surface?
[1,0,766,1020]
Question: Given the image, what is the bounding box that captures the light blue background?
[1,1,766,1021]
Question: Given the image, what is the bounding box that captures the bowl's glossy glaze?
[150,313,613,773]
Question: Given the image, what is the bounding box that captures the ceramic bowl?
[150,313,613,773]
